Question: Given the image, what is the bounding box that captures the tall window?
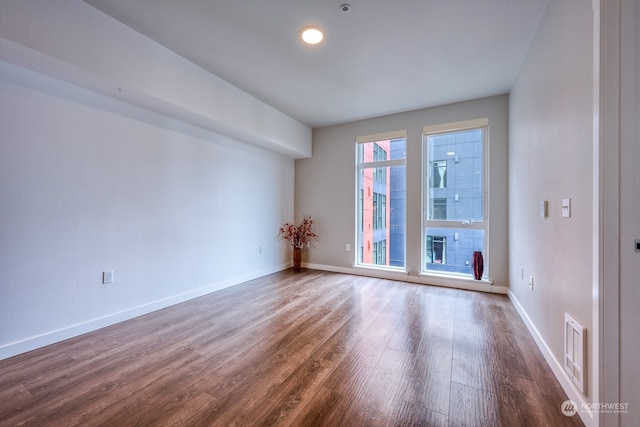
[422,119,488,278]
[357,131,406,269]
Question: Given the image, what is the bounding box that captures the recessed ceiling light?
[301,27,323,45]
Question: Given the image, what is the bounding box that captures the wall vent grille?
[564,313,586,393]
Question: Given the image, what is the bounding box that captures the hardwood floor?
[0,269,583,426]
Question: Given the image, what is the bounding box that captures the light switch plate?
[103,270,114,284]
[562,198,571,218]
[540,200,548,218]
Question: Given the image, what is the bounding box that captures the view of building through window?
[357,136,406,268]
[423,124,487,277]
[355,122,487,279]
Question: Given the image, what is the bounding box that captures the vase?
[472,251,484,280]
[293,247,302,271]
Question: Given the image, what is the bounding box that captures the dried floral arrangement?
[278,216,318,249]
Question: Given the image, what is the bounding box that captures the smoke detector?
[340,4,351,14]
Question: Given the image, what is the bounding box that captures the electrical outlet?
[103,270,114,284]
[529,275,534,290]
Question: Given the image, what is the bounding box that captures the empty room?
[0,0,637,426]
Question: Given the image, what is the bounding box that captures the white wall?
[0,61,294,359]
[508,0,595,423]
[0,0,306,360]
[295,95,509,291]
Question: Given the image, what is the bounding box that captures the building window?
[426,236,446,264]
[373,239,387,265]
[356,131,406,269]
[431,160,447,188]
[373,193,378,229]
[432,198,447,220]
[373,142,387,183]
[422,119,488,278]
[373,193,387,230]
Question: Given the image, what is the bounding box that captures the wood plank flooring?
[0,269,584,426]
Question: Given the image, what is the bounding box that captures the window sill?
[303,263,507,295]
[419,271,491,284]
[412,271,501,293]
[352,264,409,281]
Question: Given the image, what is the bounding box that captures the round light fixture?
[301,27,323,45]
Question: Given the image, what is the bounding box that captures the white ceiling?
[84,0,548,129]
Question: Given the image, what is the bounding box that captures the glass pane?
[426,129,483,222]
[425,228,484,276]
[357,138,405,268]
[388,165,405,267]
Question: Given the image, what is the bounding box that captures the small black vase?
[472,251,484,280]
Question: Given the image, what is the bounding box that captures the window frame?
[421,118,489,279]
[355,130,407,271]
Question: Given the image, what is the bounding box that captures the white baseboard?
[302,262,359,276]
[0,263,289,361]
[304,262,409,281]
[508,291,595,427]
